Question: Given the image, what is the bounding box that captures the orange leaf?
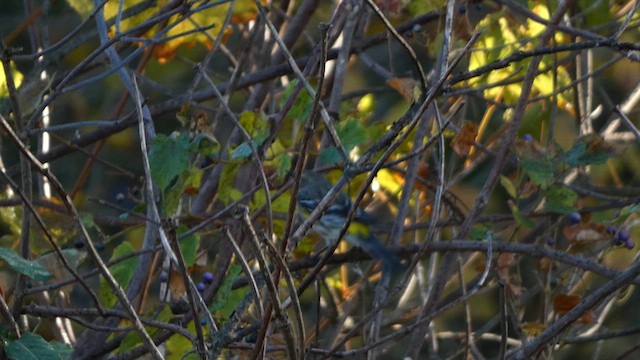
[387,77,420,102]
[563,221,607,245]
[553,294,581,316]
[451,121,478,157]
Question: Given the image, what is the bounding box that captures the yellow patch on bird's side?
[348,222,369,238]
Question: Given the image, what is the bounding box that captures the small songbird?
[297,170,403,273]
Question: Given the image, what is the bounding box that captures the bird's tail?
[348,233,404,274]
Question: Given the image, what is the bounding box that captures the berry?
[605,225,617,235]
[568,212,582,224]
[545,237,555,246]
[522,134,534,142]
[74,238,85,249]
[196,282,206,293]
[200,317,207,326]
[617,228,630,241]
[159,272,168,282]
[203,272,214,284]
[458,6,467,14]
[625,239,635,249]
[95,242,106,251]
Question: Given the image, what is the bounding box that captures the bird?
[297,170,403,273]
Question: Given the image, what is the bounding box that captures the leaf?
[319,147,341,165]
[337,118,367,152]
[178,225,199,268]
[500,175,517,198]
[451,121,478,157]
[5,332,65,360]
[553,292,595,322]
[209,264,242,317]
[217,163,241,205]
[0,248,52,281]
[553,293,581,316]
[100,242,138,307]
[563,221,607,246]
[166,322,201,360]
[387,77,421,102]
[520,158,554,188]
[276,153,292,177]
[562,134,618,166]
[231,141,253,159]
[544,186,577,214]
[508,201,535,228]
[149,133,191,190]
[280,80,314,122]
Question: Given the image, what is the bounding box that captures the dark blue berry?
[203,272,214,284]
[159,272,168,282]
[458,6,467,14]
[625,238,635,249]
[545,237,555,246]
[616,228,630,242]
[95,242,105,251]
[568,213,581,224]
[196,282,206,293]
[605,225,617,235]
[200,317,207,326]
[522,134,533,142]
[74,238,85,249]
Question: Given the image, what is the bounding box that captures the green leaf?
[191,134,219,156]
[509,203,535,228]
[166,322,201,360]
[178,225,199,267]
[337,118,367,152]
[5,332,65,360]
[280,80,314,122]
[544,186,578,214]
[500,175,517,198]
[209,265,243,317]
[217,163,241,205]
[319,147,341,165]
[149,133,191,190]
[50,341,73,360]
[0,248,52,281]
[562,141,613,167]
[276,153,292,177]
[520,158,554,188]
[80,214,96,230]
[231,141,253,159]
[100,242,138,307]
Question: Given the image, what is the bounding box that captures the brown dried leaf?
[451,121,478,157]
[553,293,581,316]
[387,77,421,102]
[563,221,607,245]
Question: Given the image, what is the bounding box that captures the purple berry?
[625,239,635,249]
[545,237,555,246]
[203,272,214,284]
[159,272,168,282]
[196,282,206,293]
[522,134,534,142]
[605,225,617,235]
[568,213,581,224]
[617,228,630,242]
